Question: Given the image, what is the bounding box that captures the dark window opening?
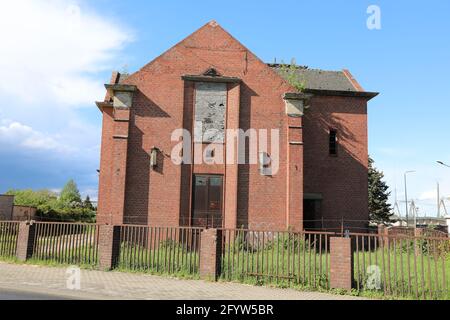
[192,175,223,228]
[329,129,338,156]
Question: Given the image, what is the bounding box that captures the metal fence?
[2,220,449,299]
[0,221,19,258]
[219,228,332,289]
[117,225,202,276]
[351,232,450,300]
[32,222,99,266]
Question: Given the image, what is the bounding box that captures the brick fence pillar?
[330,237,354,291]
[16,221,36,261]
[199,228,222,281]
[98,225,121,270]
[378,224,389,247]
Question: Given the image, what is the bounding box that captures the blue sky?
[0,0,449,217]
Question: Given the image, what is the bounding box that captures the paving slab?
[0,262,366,300]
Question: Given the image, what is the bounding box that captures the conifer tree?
[368,157,394,224]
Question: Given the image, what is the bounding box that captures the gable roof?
[269,63,378,99]
[269,64,358,92]
[101,21,378,103]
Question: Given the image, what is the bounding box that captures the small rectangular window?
[329,129,338,156]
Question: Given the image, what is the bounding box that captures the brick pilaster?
[224,82,240,230]
[16,221,36,261]
[199,228,222,281]
[330,237,354,290]
[98,225,121,270]
[287,116,304,231]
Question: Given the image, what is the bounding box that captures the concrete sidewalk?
[0,262,365,300]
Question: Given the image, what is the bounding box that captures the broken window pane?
[194,82,227,143]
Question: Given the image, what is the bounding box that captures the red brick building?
[95,21,377,231]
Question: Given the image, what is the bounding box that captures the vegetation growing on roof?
[279,59,307,92]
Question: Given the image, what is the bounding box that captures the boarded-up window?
[194,82,227,143]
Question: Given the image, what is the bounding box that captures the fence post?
[378,224,389,246]
[98,225,121,270]
[330,236,354,291]
[446,215,450,235]
[16,221,36,261]
[199,228,222,281]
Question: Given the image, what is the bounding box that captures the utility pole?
[436,161,449,219]
[393,186,403,225]
[437,182,440,218]
[409,200,418,228]
[404,171,415,226]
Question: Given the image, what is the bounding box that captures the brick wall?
[0,195,14,220]
[303,96,369,229]
[12,206,37,221]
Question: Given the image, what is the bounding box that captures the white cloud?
[0,0,132,106]
[0,0,131,195]
[0,119,74,153]
[418,190,437,201]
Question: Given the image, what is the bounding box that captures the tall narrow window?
[329,129,338,156]
[194,82,227,143]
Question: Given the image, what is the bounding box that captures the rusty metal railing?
[117,225,203,276]
[31,222,99,266]
[351,232,450,300]
[0,221,20,258]
[219,228,332,289]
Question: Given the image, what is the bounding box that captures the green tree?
[368,157,394,224]
[83,195,95,211]
[59,179,82,206]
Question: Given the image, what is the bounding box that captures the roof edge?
[342,69,365,92]
[304,89,379,100]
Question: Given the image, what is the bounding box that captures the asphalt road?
[0,288,70,300]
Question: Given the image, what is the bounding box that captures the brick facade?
[330,237,354,290]
[95,21,376,231]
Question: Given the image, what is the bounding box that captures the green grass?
[219,234,330,290]
[353,239,450,300]
[0,255,98,270]
[28,229,99,267]
[217,234,450,300]
[30,243,99,268]
[116,240,200,279]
